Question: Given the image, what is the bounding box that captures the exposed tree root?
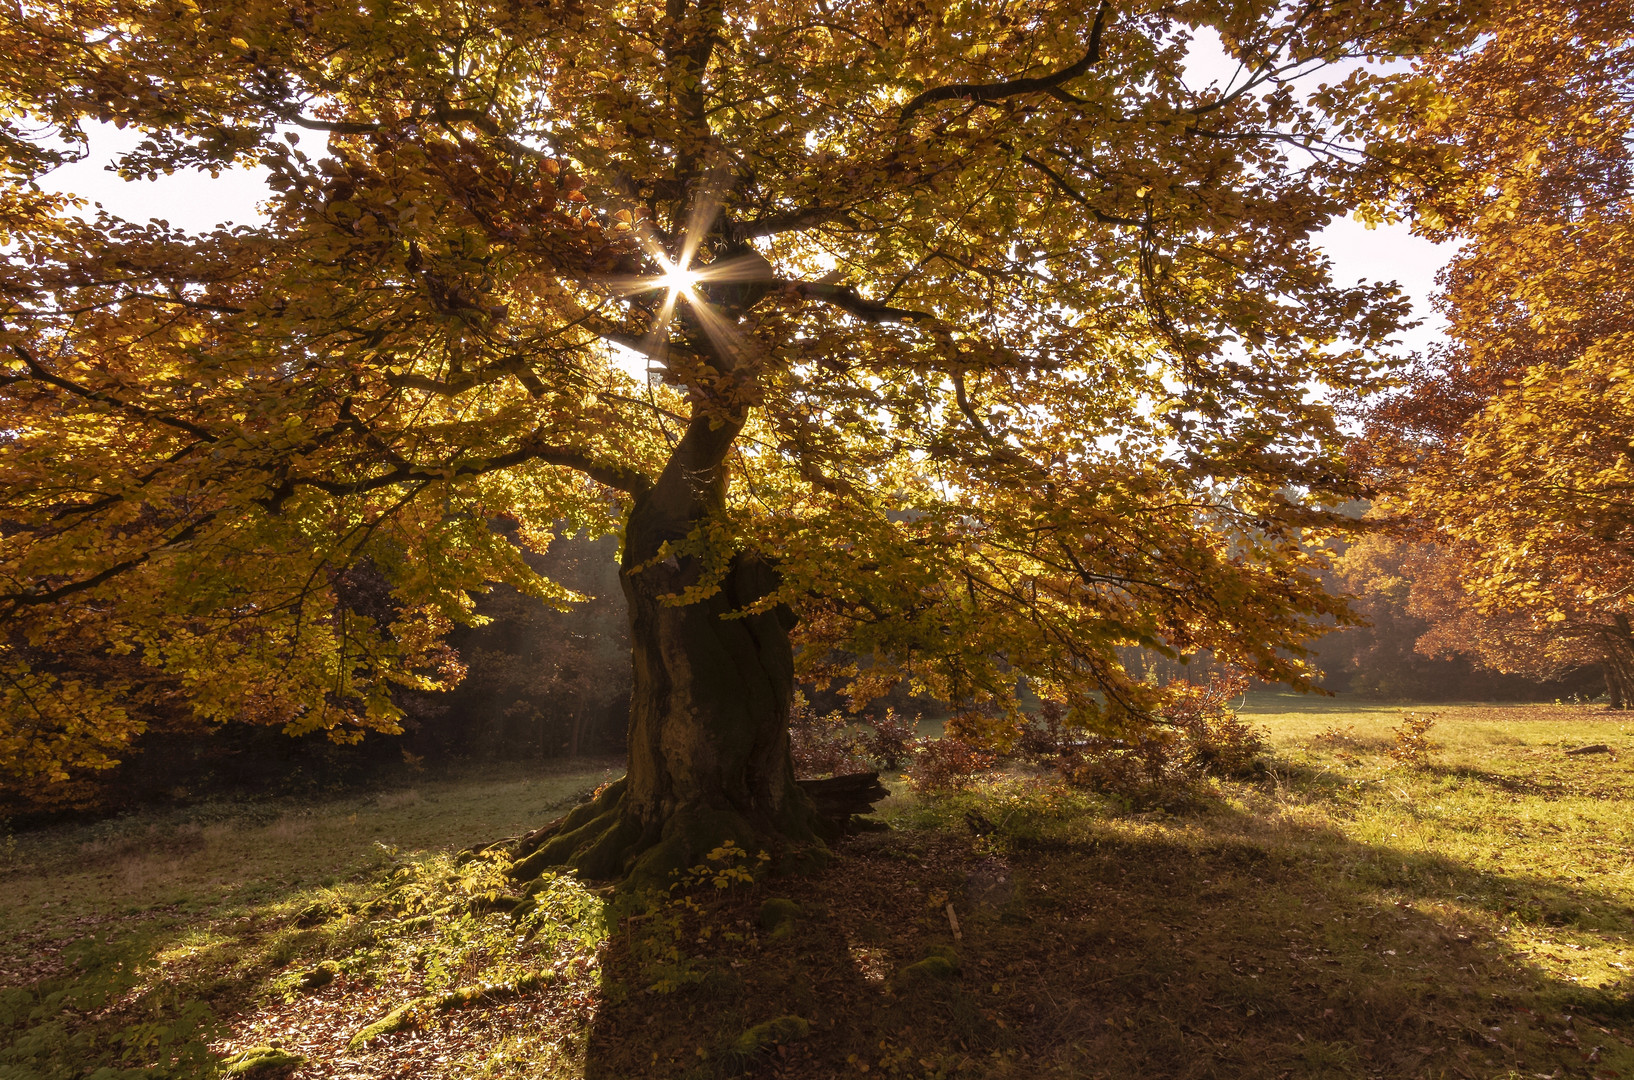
[502,782,816,888]
[347,971,557,1049]
[496,772,888,889]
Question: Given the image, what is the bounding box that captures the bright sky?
[1179,27,1452,359]
[37,123,275,233]
[35,37,1452,366]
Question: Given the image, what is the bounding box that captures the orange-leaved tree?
[3,0,1469,878]
[1370,0,1634,706]
[1329,525,1605,700]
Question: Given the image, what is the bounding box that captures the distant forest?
[6,522,1602,822]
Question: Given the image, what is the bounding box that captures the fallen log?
[796,771,890,835]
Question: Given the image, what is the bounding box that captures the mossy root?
[347,972,556,1049]
[221,1046,304,1077]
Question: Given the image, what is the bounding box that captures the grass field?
[2,700,1631,1080]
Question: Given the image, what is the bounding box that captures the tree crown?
[1,0,1470,788]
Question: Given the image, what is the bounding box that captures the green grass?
[4,703,1633,1080]
[1,759,621,1080]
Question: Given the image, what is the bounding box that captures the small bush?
[905,737,998,794]
[1313,724,1360,747]
[1017,699,1071,759]
[1386,712,1439,765]
[1056,675,1264,806]
[790,693,925,776]
[1056,731,1179,801]
[1162,675,1262,775]
[862,707,919,770]
[788,692,869,778]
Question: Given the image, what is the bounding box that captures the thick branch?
[738,205,852,238]
[0,512,217,613]
[9,343,219,442]
[899,0,1111,123]
[791,281,933,323]
[289,114,380,135]
[262,437,653,509]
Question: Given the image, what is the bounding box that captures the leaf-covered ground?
[3,701,1633,1080]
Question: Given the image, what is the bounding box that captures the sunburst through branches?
[603,190,774,376]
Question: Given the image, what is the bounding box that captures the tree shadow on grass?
[12,763,1631,1080]
[1419,759,1634,803]
[585,801,1634,1080]
[0,766,619,1080]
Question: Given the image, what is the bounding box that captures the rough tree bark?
[507,408,827,885]
[1604,616,1634,710]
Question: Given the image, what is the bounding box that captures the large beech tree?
[3,0,1463,876]
[1369,0,1634,707]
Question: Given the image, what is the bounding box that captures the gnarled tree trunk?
[509,409,825,885]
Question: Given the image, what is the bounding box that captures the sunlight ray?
[677,188,723,271]
[638,289,680,362]
[691,252,776,285]
[599,274,668,298]
[686,295,759,369]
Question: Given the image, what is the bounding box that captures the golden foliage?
[1385,711,1439,765]
[1373,0,1634,704]
[0,0,1481,789]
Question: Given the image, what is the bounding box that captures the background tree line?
[9,515,1607,821]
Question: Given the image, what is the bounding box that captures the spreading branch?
[8,343,219,443]
[791,281,933,323]
[260,437,652,510]
[899,0,1111,123]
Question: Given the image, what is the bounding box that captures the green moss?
[296,960,338,991]
[729,1014,810,1058]
[624,805,757,890]
[508,779,630,881]
[898,955,959,982]
[759,898,803,938]
[348,999,425,1048]
[347,973,558,1049]
[221,1045,305,1077]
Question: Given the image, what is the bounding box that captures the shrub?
[1055,730,1179,800]
[1162,675,1263,776]
[790,693,924,776]
[788,691,868,778]
[862,707,919,770]
[1313,724,1360,747]
[1386,712,1439,765]
[1017,699,1071,759]
[905,737,998,794]
[1056,674,1265,805]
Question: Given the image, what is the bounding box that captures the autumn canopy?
[3,0,1473,876]
[1358,0,1634,707]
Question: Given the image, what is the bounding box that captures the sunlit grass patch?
[5,706,1634,1079]
[1,760,618,1080]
